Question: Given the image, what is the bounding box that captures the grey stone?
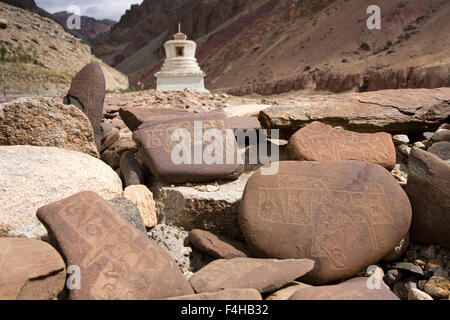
[384,269,404,286]
[392,134,410,145]
[389,262,424,277]
[428,141,450,162]
[120,150,145,187]
[107,197,146,234]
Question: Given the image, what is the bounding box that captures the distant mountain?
[1,0,52,18]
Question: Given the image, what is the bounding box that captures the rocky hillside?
[94,0,450,94]
[0,2,128,95]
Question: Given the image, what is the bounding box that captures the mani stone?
[189,257,314,294]
[288,122,396,169]
[133,111,243,183]
[289,277,399,300]
[406,148,450,248]
[0,238,66,300]
[119,106,188,131]
[188,229,251,259]
[239,160,412,285]
[36,191,194,300]
[64,62,106,150]
[167,288,262,300]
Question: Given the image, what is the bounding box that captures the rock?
[288,122,396,169]
[226,117,262,131]
[108,134,138,156]
[413,141,426,149]
[149,224,212,274]
[132,111,243,183]
[154,171,253,239]
[107,197,147,234]
[239,161,412,284]
[99,128,120,153]
[111,118,126,130]
[119,106,188,131]
[383,234,409,262]
[384,269,404,286]
[37,191,194,300]
[266,282,312,300]
[388,262,424,277]
[188,229,251,259]
[289,277,398,300]
[428,141,450,162]
[0,238,66,300]
[0,98,98,158]
[406,148,450,248]
[421,245,436,260]
[259,88,450,135]
[423,132,434,141]
[64,62,106,150]
[101,148,120,169]
[398,144,412,157]
[0,146,122,239]
[408,288,434,300]
[424,276,450,299]
[432,123,450,142]
[189,258,314,294]
[0,19,7,29]
[120,151,145,187]
[392,281,409,299]
[392,134,409,145]
[123,185,157,229]
[167,288,262,300]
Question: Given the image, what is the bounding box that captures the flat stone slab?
[239,161,412,284]
[289,277,399,300]
[0,238,66,300]
[189,258,314,294]
[167,288,262,300]
[37,191,194,300]
[288,121,396,169]
[406,148,450,248]
[119,106,189,131]
[259,88,450,135]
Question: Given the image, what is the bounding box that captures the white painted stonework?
[156,27,209,93]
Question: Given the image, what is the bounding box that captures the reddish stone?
[119,106,188,131]
[289,122,396,169]
[36,191,194,300]
[99,128,120,153]
[239,161,412,284]
[226,117,262,131]
[167,288,262,300]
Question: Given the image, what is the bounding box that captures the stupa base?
[156,75,210,94]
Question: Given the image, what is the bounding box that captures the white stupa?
[155,24,209,93]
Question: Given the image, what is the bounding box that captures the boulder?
[123,185,157,229]
[259,88,450,135]
[107,197,147,234]
[0,98,98,158]
[406,148,450,248]
[188,229,251,259]
[36,191,194,300]
[288,122,396,169]
[189,258,314,294]
[0,146,122,239]
[428,141,450,162]
[167,288,262,300]
[432,123,450,142]
[120,151,145,186]
[239,161,412,284]
[0,238,66,300]
[0,19,7,29]
[133,111,243,183]
[64,62,106,150]
[289,277,399,300]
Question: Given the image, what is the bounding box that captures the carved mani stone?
[288,122,396,170]
[239,160,412,285]
[289,277,399,300]
[189,257,314,294]
[36,191,194,300]
[132,112,243,183]
[0,238,66,300]
[65,62,106,150]
[167,288,262,300]
[406,148,450,248]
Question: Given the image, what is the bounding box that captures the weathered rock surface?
[120,151,145,186]
[65,61,106,150]
[0,97,98,158]
[99,128,120,153]
[0,238,66,300]
[433,123,450,142]
[0,146,123,239]
[123,185,157,229]
[167,288,262,300]
[428,141,450,162]
[259,88,450,135]
[408,288,434,300]
[188,229,251,259]
[266,282,312,300]
[37,191,194,300]
[120,106,189,131]
[424,276,450,299]
[406,148,450,248]
[189,258,314,294]
[107,197,147,234]
[289,277,399,300]
[288,122,396,169]
[239,161,412,284]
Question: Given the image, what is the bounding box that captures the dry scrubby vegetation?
[0,43,43,66]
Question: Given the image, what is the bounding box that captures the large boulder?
[428,141,450,162]
[406,148,450,248]
[288,121,396,169]
[239,161,412,284]
[0,146,122,239]
[0,238,66,300]
[37,191,194,300]
[0,98,98,158]
[259,88,450,135]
